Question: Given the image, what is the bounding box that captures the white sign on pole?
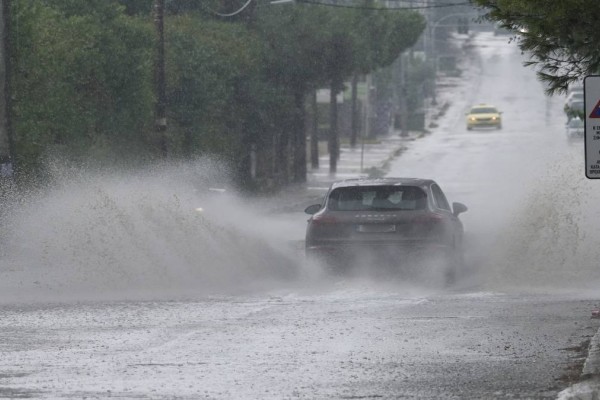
[585,75,600,178]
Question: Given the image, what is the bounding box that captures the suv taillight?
[413,214,444,224]
[311,214,339,225]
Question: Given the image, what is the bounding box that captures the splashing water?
[0,159,302,303]
[485,146,600,292]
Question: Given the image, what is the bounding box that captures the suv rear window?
[327,186,427,211]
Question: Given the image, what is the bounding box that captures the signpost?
[585,75,600,178]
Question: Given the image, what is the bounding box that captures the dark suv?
[304,178,467,278]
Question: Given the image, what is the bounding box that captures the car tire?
[426,244,462,287]
[444,249,463,286]
[444,265,456,285]
[306,248,327,265]
[417,248,457,287]
[306,248,349,275]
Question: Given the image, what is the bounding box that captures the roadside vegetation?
[6,0,425,191]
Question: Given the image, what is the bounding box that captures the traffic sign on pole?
[584,75,600,178]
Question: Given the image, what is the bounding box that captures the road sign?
[590,99,600,118]
[584,76,600,178]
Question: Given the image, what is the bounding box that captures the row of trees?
[6,0,425,190]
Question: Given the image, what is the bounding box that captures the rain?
[0,1,599,399]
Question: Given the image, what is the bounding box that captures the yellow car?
[466,104,502,130]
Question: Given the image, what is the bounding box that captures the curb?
[583,328,600,377]
[557,327,600,400]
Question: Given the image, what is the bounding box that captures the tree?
[10,1,155,175]
[5,0,424,189]
[322,6,424,173]
[254,4,331,183]
[473,0,600,93]
[164,17,260,157]
[321,17,356,175]
[349,7,425,145]
[255,3,424,179]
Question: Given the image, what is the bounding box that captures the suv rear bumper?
[306,241,454,264]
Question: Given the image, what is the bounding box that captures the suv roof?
[329,177,434,190]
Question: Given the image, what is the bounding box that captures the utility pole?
[0,0,13,181]
[154,0,167,157]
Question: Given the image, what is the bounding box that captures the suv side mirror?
[304,204,322,215]
[452,202,468,216]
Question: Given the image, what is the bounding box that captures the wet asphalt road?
[0,289,598,399]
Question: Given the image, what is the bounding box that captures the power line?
[377,0,464,3]
[224,0,473,14]
[209,0,254,17]
[293,0,474,10]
